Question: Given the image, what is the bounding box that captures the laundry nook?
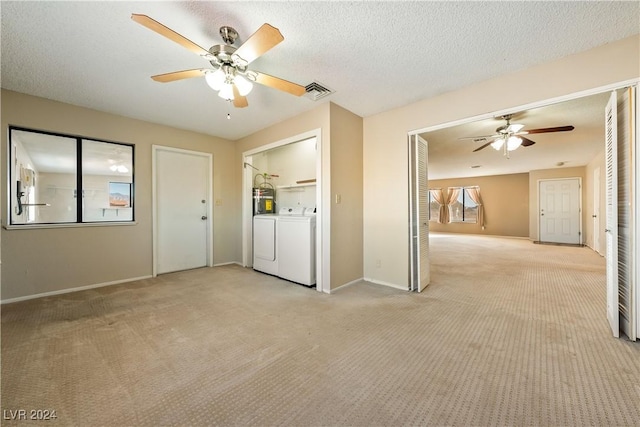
[246,136,317,287]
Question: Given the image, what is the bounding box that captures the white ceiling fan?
[131,14,306,109]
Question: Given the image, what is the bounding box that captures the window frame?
[428,189,440,222]
[6,125,135,229]
[448,186,479,224]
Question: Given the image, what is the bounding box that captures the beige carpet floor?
[2,234,639,426]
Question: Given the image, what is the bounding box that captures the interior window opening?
[8,127,135,227]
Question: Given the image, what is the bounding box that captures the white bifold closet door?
[616,87,636,341]
[408,134,430,292]
[605,90,619,338]
[605,87,637,341]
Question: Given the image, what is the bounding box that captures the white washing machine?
[253,214,278,275]
[277,209,316,286]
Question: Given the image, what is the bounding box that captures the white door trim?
[593,167,601,254]
[408,78,640,136]
[635,84,640,337]
[241,128,329,293]
[152,145,214,277]
[537,177,582,244]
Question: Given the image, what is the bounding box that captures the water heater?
[253,187,275,215]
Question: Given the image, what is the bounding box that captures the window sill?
[3,221,138,230]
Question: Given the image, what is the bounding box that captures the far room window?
[8,126,134,227]
[449,186,478,223]
[428,190,441,222]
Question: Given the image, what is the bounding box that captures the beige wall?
[585,150,606,255]
[235,104,331,159]
[4,34,638,297]
[329,103,364,287]
[1,90,236,301]
[363,35,640,288]
[528,166,587,242]
[429,173,529,237]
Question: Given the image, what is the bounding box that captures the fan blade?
[131,14,211,58]
[232,85,248,108]
[506,123,524,133]
[233,23,284,65]
[520,136,536,147]
[523,125,574,134]
[459,134,501,142]
[253,71,306,96]
[473,141,493,152]
[151,69,208,83]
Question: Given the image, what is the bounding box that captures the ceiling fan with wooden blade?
[461,114,574,158]
[131,14,306,108]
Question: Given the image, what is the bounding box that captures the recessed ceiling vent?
[305,81,334,101]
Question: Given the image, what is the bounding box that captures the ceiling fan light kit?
[131,14,306,110]
[205,68,225,91]
[490,135,523,151]
[218,83,235,100]
[233,75,254,96]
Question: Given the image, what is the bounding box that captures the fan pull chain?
[227,100,232,120]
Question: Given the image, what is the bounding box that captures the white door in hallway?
[539,178,581,245]
[154,146,212,275]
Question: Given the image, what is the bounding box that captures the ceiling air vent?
[305,81,335,101]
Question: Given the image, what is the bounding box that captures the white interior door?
[539,178,581,244]
[593,167,601,254]
[154,146,212,275]
[605,90,619,338]
[408,134,430,292]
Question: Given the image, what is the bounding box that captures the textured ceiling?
[2,1,638,143]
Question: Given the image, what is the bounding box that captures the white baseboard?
[430,231,529,240]
[329,277,365,293]
[213,261,244,267]
[363,277,408,291]
[583,243,605,257]
[1,275,153,305]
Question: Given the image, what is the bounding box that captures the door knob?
[592,215,597,218]
[201,216,207,220]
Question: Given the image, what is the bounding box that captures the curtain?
[465,186,484,227]
[429,189,446,224]
[445,187,461,223]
